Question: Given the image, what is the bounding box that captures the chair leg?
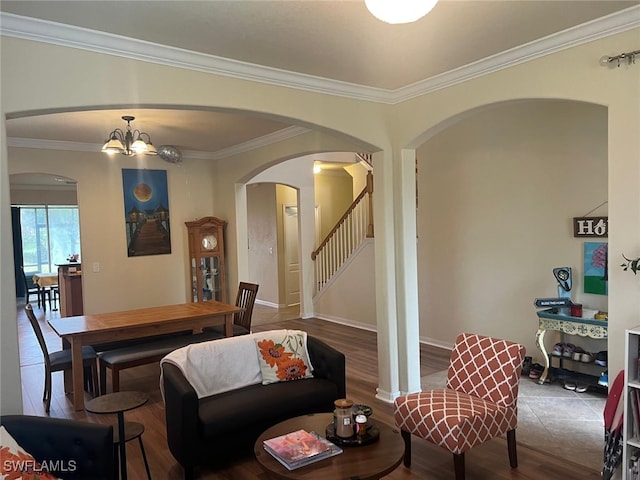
[507,429,518,468]
[112,367,120,393]
[44,369,52,413]
[401,429,412,467]
[91,362,99,396]
[83,366,92,392]
[99,360,108,395]
[453,453,465,480]
[138,436,152,479]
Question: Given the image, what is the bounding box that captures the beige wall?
[314,240,376,329]
[10,185,78,205]
[344,162,370,200]
[8,147,217,313]
[417,100,608,362]
[314,170,353,240]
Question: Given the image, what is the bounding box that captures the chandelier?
[101,116,157,156]
[365,0,439,24]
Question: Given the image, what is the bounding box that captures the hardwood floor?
[17,303,601,479]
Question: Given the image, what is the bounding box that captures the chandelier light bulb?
[365,0,439,24]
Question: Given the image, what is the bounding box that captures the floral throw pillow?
[0,426,59,480]
[255,330,314,384]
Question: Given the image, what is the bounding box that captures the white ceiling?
[2,0,639,168]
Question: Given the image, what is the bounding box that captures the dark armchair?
[1,415,114,480]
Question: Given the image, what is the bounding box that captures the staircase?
[311,169,373,294]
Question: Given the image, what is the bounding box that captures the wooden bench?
[96,331,220,394]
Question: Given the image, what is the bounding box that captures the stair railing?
[312,171,373,293]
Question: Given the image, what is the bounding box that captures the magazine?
[263,429,342,470]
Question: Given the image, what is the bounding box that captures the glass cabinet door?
[192,256,221,301]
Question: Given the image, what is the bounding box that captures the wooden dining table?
[48,301,243,411]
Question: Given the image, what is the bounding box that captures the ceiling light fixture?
[102,116,158,156]
[365,0,438,24]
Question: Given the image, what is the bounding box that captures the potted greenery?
[621,254,640,274]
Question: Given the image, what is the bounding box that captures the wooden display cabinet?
[185,217,227,303]
[58,263,83,317]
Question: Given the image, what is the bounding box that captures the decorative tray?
[325,422,380,447]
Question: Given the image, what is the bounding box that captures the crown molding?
[2,7,639,105]
[200,126,310,160]
[393,5,640,102]
[7,125,311,159]
[7,137,99,152]
[0,13,393,104]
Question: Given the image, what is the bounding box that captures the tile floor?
[421,368,607,473]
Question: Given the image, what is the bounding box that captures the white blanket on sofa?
[160,333,263,399]
[159,329,311,400]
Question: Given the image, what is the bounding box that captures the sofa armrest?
[307,335,346,398]
[0,415,113,480]
[162,362,200,469]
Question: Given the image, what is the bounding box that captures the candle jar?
[333,398,354,438]
[355,413,368,439]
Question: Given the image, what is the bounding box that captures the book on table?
[263,429,343,470]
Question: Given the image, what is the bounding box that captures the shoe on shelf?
[595,351,608,367]
[598,371,608,387]
[580,352,595,363]
[552,343,564,356]
[562,343,576,358]
[521,356,532,376]
[529,363,544,379]
[572,346,586,361]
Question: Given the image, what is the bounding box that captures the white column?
[234,183,249,286]
[1,114,24,413]
[372,150,400,402]
[395,148,421,394]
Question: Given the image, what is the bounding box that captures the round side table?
[85,391,150,480]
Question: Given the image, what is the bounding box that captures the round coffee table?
[254,413,404,480]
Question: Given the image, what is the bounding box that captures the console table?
[535,309,608,385]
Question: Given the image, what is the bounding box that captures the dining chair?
[202,282,259,338]
[394,332,526,480]
[25,304,98,413]
[20,266,41,307]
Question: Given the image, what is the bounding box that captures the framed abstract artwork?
[583,241,608,295]
[122,169,171,257]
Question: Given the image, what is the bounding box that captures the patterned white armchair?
[394,332,526,480]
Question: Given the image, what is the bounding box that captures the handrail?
[311,172,373,261]
[356,153,373,168]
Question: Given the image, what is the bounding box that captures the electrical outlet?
[92,262,100,273]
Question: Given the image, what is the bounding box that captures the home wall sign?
[573,217,608,238]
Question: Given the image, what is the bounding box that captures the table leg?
[71,338,85,410]
[535,327,550,385]
[118,411,127,480]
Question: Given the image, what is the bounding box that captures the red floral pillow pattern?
[255,330,314,384]
[1,426,59,480]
